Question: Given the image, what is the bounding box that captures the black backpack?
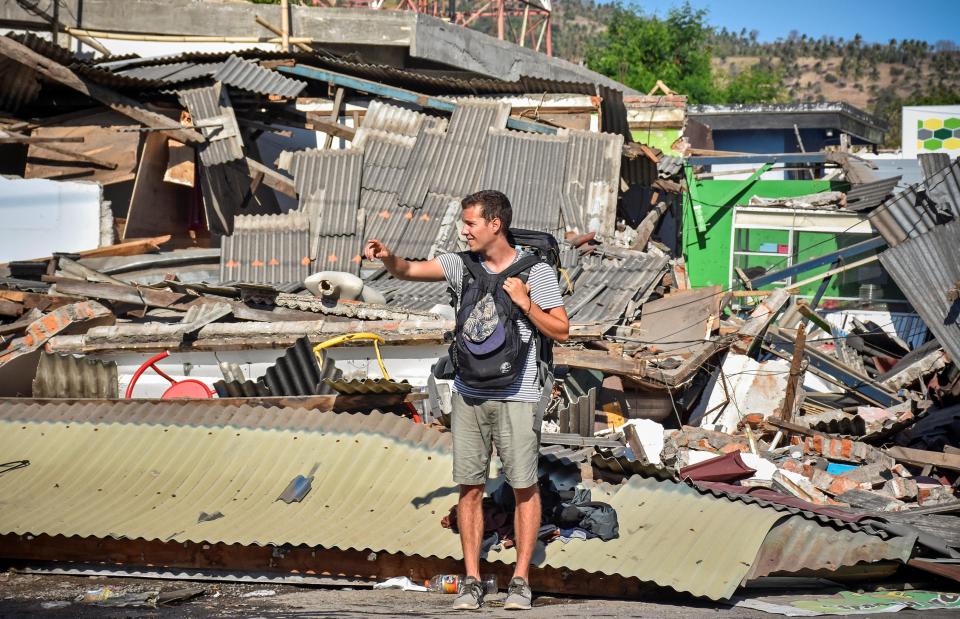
[507,228,561,278]
[451,251,543,389]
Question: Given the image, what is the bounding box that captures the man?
[364,190,569,610]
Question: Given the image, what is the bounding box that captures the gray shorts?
[451,393,540,489]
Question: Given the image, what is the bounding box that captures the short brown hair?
[462,189,512,231]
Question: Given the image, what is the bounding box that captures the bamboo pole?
[281,0,290,52]
[63,29,311,44]
[255,15,313,53]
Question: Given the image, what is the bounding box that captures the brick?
[839,462,890,486]
[890,464,912,478]
[773,470,831,505]
[918,486,958,507]
[827,476,863,497]
[883,477,918,501]
[719,442,749,454]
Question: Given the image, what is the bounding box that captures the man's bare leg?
[458,484,485,579]
[511,484,540,580]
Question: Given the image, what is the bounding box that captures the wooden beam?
[778,323,806,423]
[0,235,171,268]
[1,128,117,169]
[764,417,832,439]
[0,36,203,145]
[885,446,960,472]
[322,88,345,149]
[305,112,356,141]
[241,157,297,199]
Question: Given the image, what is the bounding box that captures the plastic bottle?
[425,574,497,594]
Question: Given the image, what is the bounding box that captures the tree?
[720,62,786,104]
[586,2,716,102]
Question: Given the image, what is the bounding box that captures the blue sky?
[609,1,956,45]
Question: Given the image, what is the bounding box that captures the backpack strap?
[498,254,542,281]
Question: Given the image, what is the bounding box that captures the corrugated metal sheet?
[0,409,788,600]
[272,293,438,321]
[287,149,364,262]
[213,379,271,398]
[313,233,363,275]
[177,83,244,165]
[565,253,669,324]
[0,58,41,113]
[31,352,118,399]
[921,153,960,215]
[358,130,416,193]
[359,100,446,137]
[398,101,509,208]
[844,176,901,212]
[213,55,306,98]
[117,61,221,84]
[369,277,451,312]
[481,128,568,234]
[871,158,960,247]
[558,388,596,436]
[562,129,623,235]
[220,212,311,286]
[263,335,339,396]
[397,127,446,209]
[658,156,685,178]
[361,190,411,256]
[745,516,915,580]
[879,221,960,367]
[7,32,83,68]
[323,378,413,395]
[919,153,952,181]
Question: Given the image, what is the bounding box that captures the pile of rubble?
[0,20,959,607]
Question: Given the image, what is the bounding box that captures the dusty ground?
[0,571,957,618]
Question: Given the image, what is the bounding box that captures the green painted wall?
[631,128,681,154]
[682,175,837,290]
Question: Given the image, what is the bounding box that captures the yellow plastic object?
[312,332,391,380]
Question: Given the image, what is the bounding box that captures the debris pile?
[0,14,959,608]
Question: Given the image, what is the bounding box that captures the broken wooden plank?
[306,112,356,141]
[0,134,84,143]
[242,157,296,199]
[322,87,345,149]
[5,127,119,171]
[0,297,24,318]
[885,446,960,472]
[778,323,806,423]
[0,235,171,268]
[0,36,202,145]
[124,133,196,242]
[163,139,196,187]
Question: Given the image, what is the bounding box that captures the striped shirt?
[437,249,564,403]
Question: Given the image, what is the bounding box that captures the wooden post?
[322,88,346,149]
[779,323,806,423]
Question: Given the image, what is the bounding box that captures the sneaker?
[503,577,532,610]
[451,576,484,610]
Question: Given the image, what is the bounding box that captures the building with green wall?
[682,168,904,305]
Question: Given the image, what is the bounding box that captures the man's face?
[460,204,500,252]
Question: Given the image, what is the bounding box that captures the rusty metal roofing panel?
[481,128,568,234]
[745,516,915,580]
[177,83,244,165]
[323,378,413,395]
[0,415,785,600]
[566,254,669,324]
[879,221,960,365]
[31,353,117,399]
[219,212,311,286]
[213,55,306,98]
